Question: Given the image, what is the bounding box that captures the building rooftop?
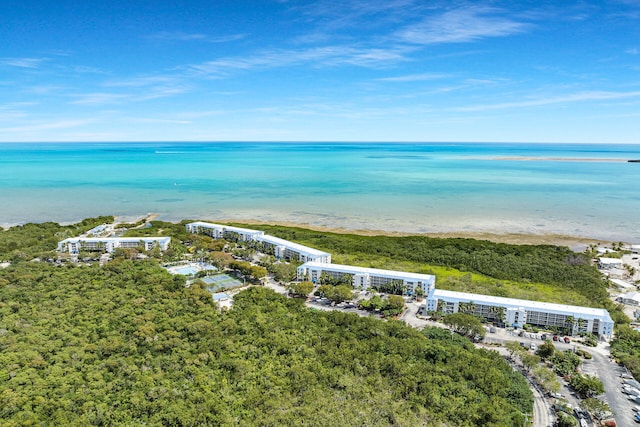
[433,289,612,320]
[187,222,264,235]
[599,257,623,264]
[259,235,330,257]
[60,236,171,243]
[301,261,435,282]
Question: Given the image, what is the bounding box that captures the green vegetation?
[442,312,485,341]
[0,258,532,426]
[611,324,640,378]
[0,216,113,262]
[289,281,314,297]
[6,217,630,425]
[359,294,405,317]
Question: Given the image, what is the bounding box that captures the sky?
[1,0,639,143]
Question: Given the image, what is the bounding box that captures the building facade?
[186,222,331,263]
[185,222,264,242]
[426,289,614,338]
[297,261,435,295]
[57,237,171,254]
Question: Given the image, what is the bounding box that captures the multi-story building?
[185,222,331,263]
[258,235,331,264]
[426,289,614,338]
[57,237,171,254]
[185,222,264,242]
[297,261,435,295]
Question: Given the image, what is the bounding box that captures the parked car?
[634,413,640,423]
[530,343,537,351]
[574,408,589,419]
[633,405,640,413]
[553,335,559,341]
[564,336,571,343]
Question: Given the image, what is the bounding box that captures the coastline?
[0,213,615,251]
[220,219,607,250]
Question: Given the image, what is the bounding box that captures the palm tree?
[437,299,447,313]
[564,315,575,335]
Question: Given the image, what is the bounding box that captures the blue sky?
[1,1,639,142]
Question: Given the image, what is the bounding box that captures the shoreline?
[219,219,607,250]
[0,213,613,251]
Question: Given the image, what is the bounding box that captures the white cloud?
[397,6,529,44]
[188,45,409,76]
[69,93,130,105]
[148,31,208,41]
[0,57,48,68]
[454,90,640,112]
[376,73,451,82]
[0,119,92,133]
[147,31,246,43]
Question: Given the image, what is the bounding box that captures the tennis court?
[202,274,244,292]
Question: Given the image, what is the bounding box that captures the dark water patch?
[155,198,184,203]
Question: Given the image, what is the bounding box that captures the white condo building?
[426,289,614,338]
[57,237,171,254]
[186,222,331,263]
[258,235,331,264]
[297,261,435,295]
[185,222,264,242]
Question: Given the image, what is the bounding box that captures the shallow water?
[1,142,639,241]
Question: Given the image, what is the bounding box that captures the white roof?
[259,235,330,257]
[61,236,170,243]
[187,222,264,235]
[433,289,613,321]
[621,291,640,302]
[301,261,435,282]
[611,278,636,289]
[599,257,623,264]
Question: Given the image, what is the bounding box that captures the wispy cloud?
[0,119,92,133]
[126,117,192,124]
[188,45,410,76]
[376,73,450,82]
[397,6,530,44]
[454,90,640,112]
[148,31,208,41]
[626,48,638,55]
[0,57,48,68]
[147,31,246,43]
[69,83,189,105]
[69,93,130,105]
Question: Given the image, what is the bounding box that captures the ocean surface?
[1,142,639,242]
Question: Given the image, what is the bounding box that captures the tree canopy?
[1,259,532,426]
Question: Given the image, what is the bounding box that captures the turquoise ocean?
[1,142,639,242]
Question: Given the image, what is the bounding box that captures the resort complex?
[57,236,171,254]
[185,222,616,338]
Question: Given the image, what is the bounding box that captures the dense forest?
[2,217,630,424]
[0,258,531,426]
